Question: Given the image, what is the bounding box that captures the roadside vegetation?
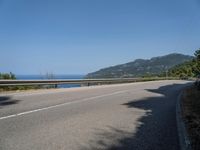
[167,49,200,78]
[182,86,200,150]
[177,49,200,150]
[0,85,43,92]
[0,72,56,92]
[0,72,16,79]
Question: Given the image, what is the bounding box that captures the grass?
[182,86,200,150]
[0,85,57,92]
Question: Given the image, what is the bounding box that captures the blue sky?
[0,0,200,75]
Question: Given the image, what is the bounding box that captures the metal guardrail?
[0,78,142,86]
[0,77,184,86]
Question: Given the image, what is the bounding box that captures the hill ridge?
[86,53,193,78]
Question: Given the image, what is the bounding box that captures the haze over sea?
[16,74,85,88]
[16,74,84,80]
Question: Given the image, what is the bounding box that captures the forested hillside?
[86,53,193,78]
[168,49,200,78]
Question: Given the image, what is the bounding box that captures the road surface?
[0,80,191,150]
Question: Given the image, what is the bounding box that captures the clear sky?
[0,0,200,75]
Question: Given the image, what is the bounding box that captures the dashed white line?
[0,90,129,120]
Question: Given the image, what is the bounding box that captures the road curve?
[0,80,191,150]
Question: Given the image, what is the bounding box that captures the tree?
[194,49,200,75]
[0,72,16,79]
[10,72,16,79]
[166,49,200,77]
[194,48,200,61]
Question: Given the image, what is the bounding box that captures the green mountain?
[86,53,193,78]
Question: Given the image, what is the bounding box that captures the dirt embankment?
[182,86,200,150]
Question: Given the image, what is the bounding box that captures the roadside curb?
[176,92,192,150]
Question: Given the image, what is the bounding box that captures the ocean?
[16,74,85,88]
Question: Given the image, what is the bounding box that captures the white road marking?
[0,90,129,120]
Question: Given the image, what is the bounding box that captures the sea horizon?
[15,74,85,88]
[16,74,85,80]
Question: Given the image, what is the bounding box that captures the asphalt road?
[0,80,191,150]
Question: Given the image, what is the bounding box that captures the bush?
[0,72,16,80]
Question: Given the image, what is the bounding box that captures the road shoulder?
[176,91,192,150]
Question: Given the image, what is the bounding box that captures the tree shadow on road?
[0,96,20,108]
[81,82,191,150]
